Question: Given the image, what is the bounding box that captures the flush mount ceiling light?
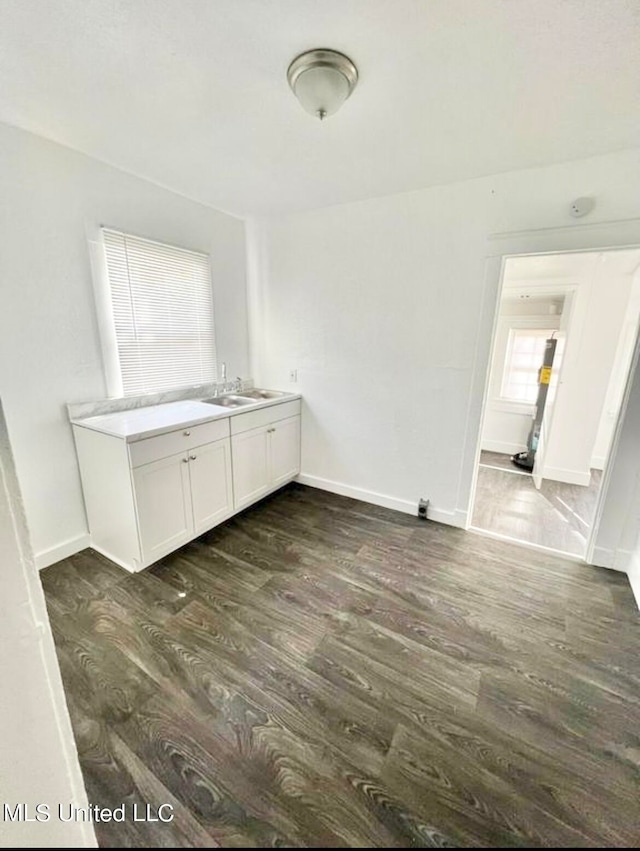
[287,48,358,120]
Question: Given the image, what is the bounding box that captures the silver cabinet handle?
[190,455,197,460]
[182,457,189,464]
[183,430,191,436]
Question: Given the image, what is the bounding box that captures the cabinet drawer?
[230,399,301,435]
[128,418,230,468]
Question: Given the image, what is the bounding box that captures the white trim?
[453,509,469,528]
[542,466,591,487]
[464,229,640,568]
[468,525,586,563]
[430,508,466,527]
[613,548,638,573]
[462,255,505,531]
[587,312,640,564]
[35,533,90,570]
[296,473,414,514]
[590,544,616,570]
[296,473,465,527]
[90,544,137,573]
[86,223,123,398]
[627,550,640,610]
[590,455,606,471]
[589,547,633,573]
[481,439,524,455]
[0,401,97,847]
[487,216,640,242]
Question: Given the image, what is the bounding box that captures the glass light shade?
[292,65,351,119]
[287,49,358,120]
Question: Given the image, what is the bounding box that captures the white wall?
[593,325,640,605]
[0,401,95,848]
[248,147,640,530]
[591,266,640,468]
[0,122,249,566]
[542,263,635,485]
[481,297,561,456]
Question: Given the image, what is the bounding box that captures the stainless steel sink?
[238,388,287,400]
[202,395,256,408]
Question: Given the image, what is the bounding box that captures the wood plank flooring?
[472,451,603,556]
[40,483,640,847]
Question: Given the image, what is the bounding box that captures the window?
[102,229,217,397]
[501,328,557,403]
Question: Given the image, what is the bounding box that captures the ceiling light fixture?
[287,48,358,120]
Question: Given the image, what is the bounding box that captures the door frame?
[462,216,640,564]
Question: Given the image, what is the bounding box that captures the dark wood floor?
[472,452,603,557]
[40,483,640,847]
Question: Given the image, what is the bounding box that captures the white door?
[133,452,192,564]
[189,438,234,534]
[269,416,301,488]
[231,426,270,511]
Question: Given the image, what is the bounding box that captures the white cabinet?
[73,398,300,572]
[270,415,302,488]
[188,438,233,534]
[73,418,233,572]
[132,438,233,564]
[132,452,193,564]
[232,414,301,511]
[231,427,270,510]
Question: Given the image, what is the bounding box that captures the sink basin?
[202,395,256,408]
[238,388,287,400]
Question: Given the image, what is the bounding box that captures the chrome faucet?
[220,362,230,393]
[218,363,242,394]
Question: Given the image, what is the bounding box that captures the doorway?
[470,248,640,558]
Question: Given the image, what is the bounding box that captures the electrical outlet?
[289,369,297,383]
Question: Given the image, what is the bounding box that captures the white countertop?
[71,394,300,442]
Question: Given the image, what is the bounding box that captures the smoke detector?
[569,197,596,218]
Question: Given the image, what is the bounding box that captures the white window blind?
[501,328,557,403]
[102,229,217,396]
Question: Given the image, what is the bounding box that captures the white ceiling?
[1,0,639,216]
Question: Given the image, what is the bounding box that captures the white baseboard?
[90,544,136,573]
[295,473,465,528]
[481,440,522,456]
[453,509,469,529]
[35,533,90,570]
[542,465,592,487]
[590,544,632,573]
[590,455,606,471]
[628,550,640,611]
[590,545,615,569]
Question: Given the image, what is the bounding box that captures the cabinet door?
[132,452,192,565]
[189,438,233,535]
[269,415,301,488]
[231,426,270,511]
